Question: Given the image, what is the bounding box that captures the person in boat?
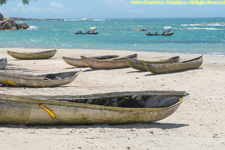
[148,32,151,34]
[155,32,158,35]
[162,31,165,35]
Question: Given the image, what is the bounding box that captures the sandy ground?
[0,48,225,150]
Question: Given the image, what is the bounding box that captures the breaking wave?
[187,27,224,30]
[182,23,225,27]
[27,26,38,30]
[64,18,105,21]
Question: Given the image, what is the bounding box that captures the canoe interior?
[129,56,180,64]
[23,50,57,54]
[113,54,137,60]
[38,71,79,80]
[181,55,202,63]
[91,55,119,59]
[28,91,188,109]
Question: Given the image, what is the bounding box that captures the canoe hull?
[0,99,181,125]
[0,71,79,87]
[81,54,137,69]
[144,56,203,74]
[63,55,119,67]
[127,56,180,71]
[7,50,57,60]
[0,91,188,125]
[63,57,86,67]
[0,58,7,70]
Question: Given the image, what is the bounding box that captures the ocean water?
[0,18,225,55]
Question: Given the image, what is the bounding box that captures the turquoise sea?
[0,18,225,55]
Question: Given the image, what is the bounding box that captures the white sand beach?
[0,48,225,150]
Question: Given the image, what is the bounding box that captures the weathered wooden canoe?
[7,50,57,60]
[144,55,203,74]
[127,56,180,71]
[0,58,7,70]
[81,54,138,69]
[63,55,119,67]
[0,71,79,87]
[0,90,189,125]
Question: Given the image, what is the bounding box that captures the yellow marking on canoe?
[39,104,55,118]
[179,98,183,104]
[84,62,89,66]
[7,80,19,87]
[104,100,110,106]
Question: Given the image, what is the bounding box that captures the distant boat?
[75,27,98,35]
[75,32,98,35]
[146,33,173,36]
[133,29,147,31]
[146,26,174,36]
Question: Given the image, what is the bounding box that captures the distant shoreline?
[11,17,64,21]
[11,17,105,21]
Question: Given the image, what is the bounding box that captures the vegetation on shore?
[0,0,31,5]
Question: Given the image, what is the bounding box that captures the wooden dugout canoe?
[7,50,57,60]
[144,55,203,74]
[0,71,79,87]
[63,55,119,67]
[0,58,7,70]
[127,56,180,71]
[81,54,138,69]
[0,90,189,125]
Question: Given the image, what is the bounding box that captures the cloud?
[50,2,63,8]
[104,0,143,13]
[104,0,130,8]
[48,2,68,14]
[17,3,24,7]
[14,3,41,13]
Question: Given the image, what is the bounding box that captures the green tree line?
[0,0,31,5]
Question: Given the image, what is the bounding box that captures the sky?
[0,0,225,18]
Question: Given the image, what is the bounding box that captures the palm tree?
[0,0,31,5]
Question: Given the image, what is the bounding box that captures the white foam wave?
[181,24,201,26]
[16,21,24,23]
[182,23,225,27]
[187,27,224,30]
[64,18,105,21]
[27,26,38,30]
